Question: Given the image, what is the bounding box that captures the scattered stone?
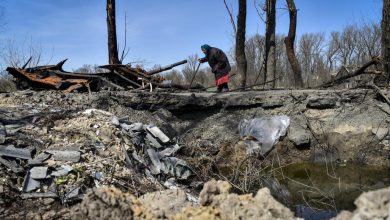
[0,122,5,144]
[42,198,55,206]
[371,127,389,140]
[288,127,311,146]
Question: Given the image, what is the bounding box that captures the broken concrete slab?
[262,101,284,109]
[306,97,337,109]
[146,126,170,143]
[0,145,33,160]
[29,167,48,179]
[45,150,81,162]
[0,156,24,173]
[0,122,5,144]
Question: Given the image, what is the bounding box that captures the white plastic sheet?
[239,115,290,156]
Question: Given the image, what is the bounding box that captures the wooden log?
[319,57,381,88]
[112,71,142,88]
[147,60,188,76]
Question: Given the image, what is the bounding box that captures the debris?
[82,109,113,116]
[93,172,104,181]
[28,152,51,166]
[6,59,190,92]
[0,156,24,173]
[45,150,81,162]
[158,144,182,157]
[239,116,290,155]
[64,186,83,203]
[147,148,161,174]
[160,157,192,180]
[51,165,73,177]
[117,121,192,180]
[306,97,337,109]
[146,133,163,148]
[0,145,33,160]
[146,126,170,144]
[22,172,41,192]
[21,192,58,199]
[372,127,389,140]
[0,122,5,144]
[29,167,48,179]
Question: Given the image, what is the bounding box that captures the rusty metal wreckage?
[6,58,192,93]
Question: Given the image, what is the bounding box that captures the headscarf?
[201,44,211,53]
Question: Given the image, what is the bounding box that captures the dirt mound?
[70,180,300,220]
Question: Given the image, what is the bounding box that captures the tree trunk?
[264,0,276,89]
[383,0,390,85]
[236,0,248,89]
[284,0,304,88]
[106,0,120,65]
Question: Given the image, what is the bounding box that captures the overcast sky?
[0,0,383,71]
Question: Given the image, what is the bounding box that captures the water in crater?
[278,163,390,220]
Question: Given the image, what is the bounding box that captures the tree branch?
[223,0,237,34]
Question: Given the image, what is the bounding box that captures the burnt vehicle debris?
[6,59,204,93]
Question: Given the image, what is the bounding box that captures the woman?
[199,44,231,92]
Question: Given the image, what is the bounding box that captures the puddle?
[279,163,390,219]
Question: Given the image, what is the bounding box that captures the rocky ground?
[0,88,389,219]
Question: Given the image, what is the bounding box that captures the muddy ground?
[0,88,390,219]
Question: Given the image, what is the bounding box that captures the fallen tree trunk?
[319,56,381,88]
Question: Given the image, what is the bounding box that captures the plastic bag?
[239,115,290,156]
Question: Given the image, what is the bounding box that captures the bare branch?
[120,12,129,63]
[223,0,237,34]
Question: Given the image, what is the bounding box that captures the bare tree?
[236,0,248,88]
[106,0,120,64]
[223,0,248,89]
[298,33,326,86]
[264,0,276,88]
[284,0,303,88]
[245,34,265,84]
[383,0,390,84]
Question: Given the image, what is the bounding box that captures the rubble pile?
[113,118,192,180]
[0,103,195,218]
